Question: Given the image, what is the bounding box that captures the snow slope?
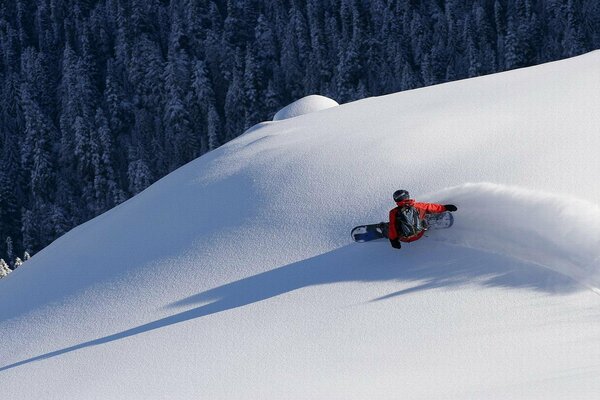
[1,52,600,399]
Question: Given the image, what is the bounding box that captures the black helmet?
[393,189,410,202]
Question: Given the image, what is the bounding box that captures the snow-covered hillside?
[1,51,600,399]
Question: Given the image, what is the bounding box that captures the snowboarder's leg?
[377,222,390,238]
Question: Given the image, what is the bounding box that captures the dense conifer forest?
[0,0,598,266]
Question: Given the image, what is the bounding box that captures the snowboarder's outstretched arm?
[414,202,458,214]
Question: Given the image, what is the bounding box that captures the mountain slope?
[1,51,599,399]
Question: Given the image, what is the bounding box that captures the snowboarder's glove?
[444,204,458,212]
[390,239,401,249]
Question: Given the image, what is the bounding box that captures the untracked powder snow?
[1,51,599,399]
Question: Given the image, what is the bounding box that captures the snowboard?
[351,211,454,243]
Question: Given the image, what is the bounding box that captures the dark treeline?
[0,0,599,265]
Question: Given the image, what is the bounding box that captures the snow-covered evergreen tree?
[504,17,520,69]
[163,10,196,169]
[128,156,153,195]
[5,237,14,267]
[92,108,123,212]
[224,49,245,140]
[243,48,262,129]
[207,104,221,151]
[0,172,20,259]
[0,258,11,278]
[562,0,586,57]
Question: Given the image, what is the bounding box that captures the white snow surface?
[272,94,339,120]
[2,52,600,399]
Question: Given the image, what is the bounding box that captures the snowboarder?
[384,189,457,249]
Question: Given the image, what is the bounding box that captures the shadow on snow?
[0,241,581,372]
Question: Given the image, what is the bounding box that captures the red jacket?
[389,199,446,242]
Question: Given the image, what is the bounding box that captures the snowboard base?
[351,224,387,243]
[351,212,454,243]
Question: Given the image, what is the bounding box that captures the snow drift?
[272,94,339,120]
[1,52,600,399]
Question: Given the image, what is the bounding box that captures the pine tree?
[21,83,55,207]
[562,0,586,57]
[243,47,262,128]
[254,13,277,84]
[224,49,245,140]
[223,0,243,48]
[0,259,11,277]
[59,43,92,217]
[280,4,308,100]
[474,5,497,74]
[583,0,600,49]
[336,4,365,102]
[21,208,39,254]
[5,237,14,267]
[164,11,196,169]
[504,17,520,69]
[401,63,419,91]
[0,76,24,197]
[189,60,214,153]
[0,172,20,260]
[336,36,362,101]
[421,52,436,84]
[191,60,216,105]
[129,35,165,110]
[445,63,456,82]
[127,159,153,195]
[92,108,122,211]
[494,0,506,68]
[50,204,71,239]
[104,59,129,136]
[264,80,280,118]
[207,104,221,151]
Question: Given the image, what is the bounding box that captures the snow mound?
[272,95,339,121]
[427,183,600,290]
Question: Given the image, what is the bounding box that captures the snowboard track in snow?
[426,183,600,293]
